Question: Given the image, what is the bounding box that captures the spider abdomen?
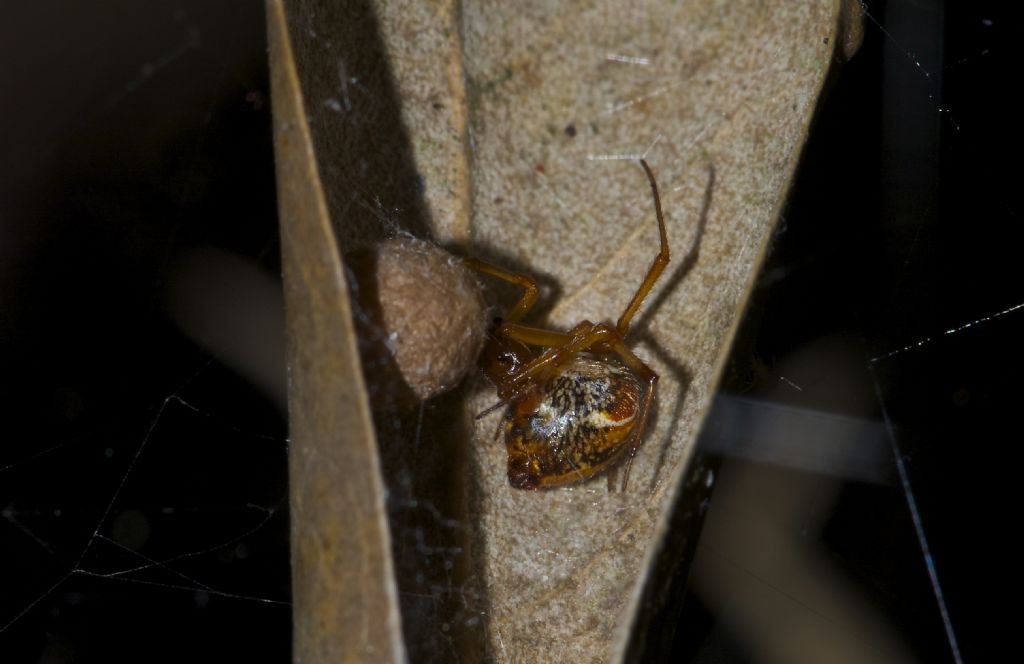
[503,355,644,489]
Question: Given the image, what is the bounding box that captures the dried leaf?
[268,1,407,661]
[271,0,854,661]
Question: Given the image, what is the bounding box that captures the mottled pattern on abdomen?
[503,355,644,489]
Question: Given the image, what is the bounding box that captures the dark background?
[674,2,1021,662]
[1,1,1018,662]
[1,4,290,662]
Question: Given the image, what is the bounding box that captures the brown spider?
[465,159,669,490]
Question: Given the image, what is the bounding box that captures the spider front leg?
[616,159,670,336]
[495,321,585,387]
[471,321,575,404]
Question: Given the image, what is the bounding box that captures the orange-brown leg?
[616,159,670,336]
[601,337,658,491]
[488,322,589,401]
[503,321,615,391]
[463,258,539,324]
[497,322,573,349]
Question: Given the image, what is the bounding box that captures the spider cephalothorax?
[466,159,669,491]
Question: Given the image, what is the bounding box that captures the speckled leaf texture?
[270,0,853,662]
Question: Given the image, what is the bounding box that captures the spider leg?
[496,322,610,398]
[472,319,594,407]
[497,322,572,348]
[463,258,539,324]
[600,337,658,491]
[616,159,670,336]
[496,321,592,396]
[491,407,506,443]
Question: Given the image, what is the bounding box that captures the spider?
[464,159,669,490]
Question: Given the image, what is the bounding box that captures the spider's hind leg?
[604,337,658,491]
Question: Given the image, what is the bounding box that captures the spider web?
[2,1,1019,662]
[1,3,292,662]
